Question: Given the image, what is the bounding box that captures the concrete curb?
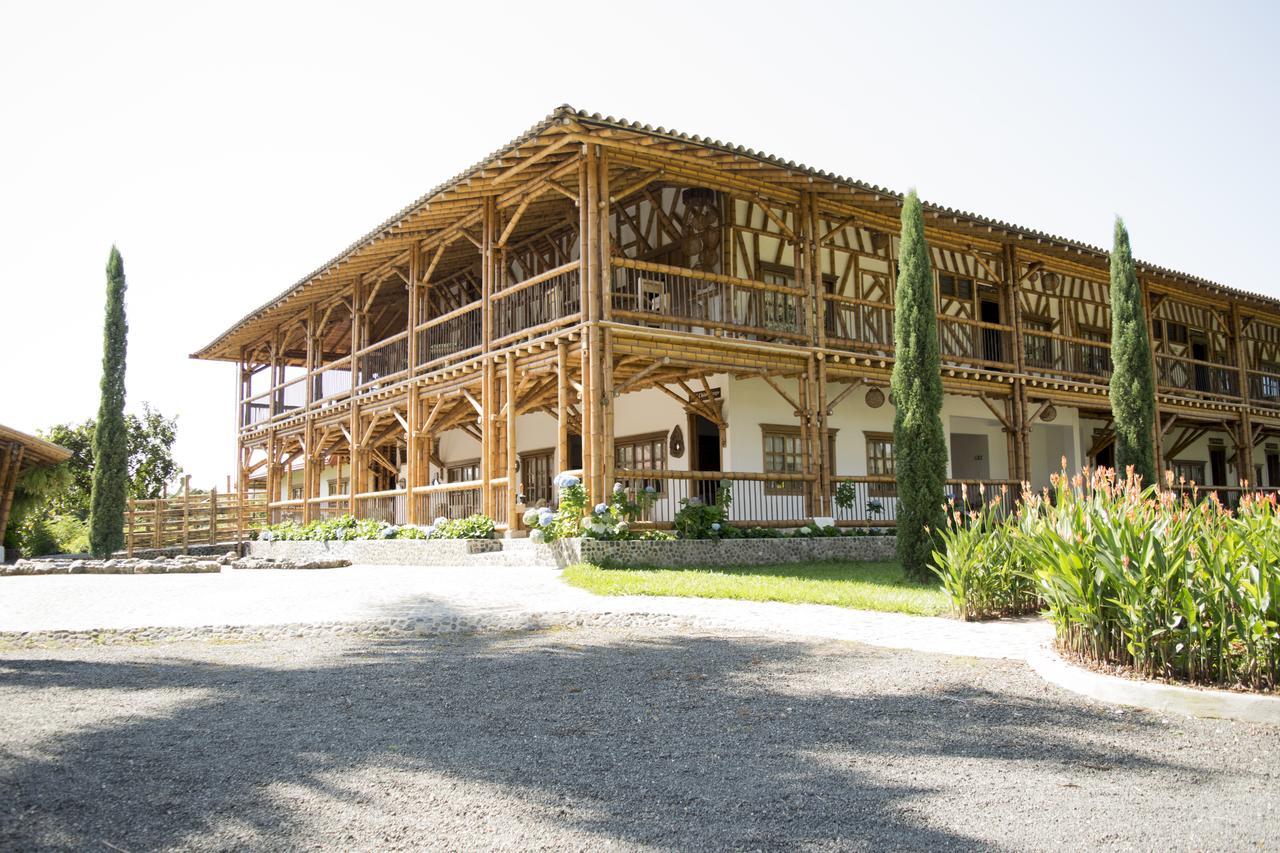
[1027,642,1280,725]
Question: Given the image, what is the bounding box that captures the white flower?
[434,516,449,526]
[523,508,542,526]
[613,482,624,493]
[529,529,545,544]
[554,473,580,489]
[711,523,721,531]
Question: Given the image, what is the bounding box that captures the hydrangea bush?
[255,513,491,542]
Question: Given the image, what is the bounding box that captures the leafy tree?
[2,464,74,556]
[89,246,130,557]
[44,404,180,519]
[1108,217,1156,487]
[7,406,180,557]
[890,190,948,580]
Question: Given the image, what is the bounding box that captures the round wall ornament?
[865,387,885,408]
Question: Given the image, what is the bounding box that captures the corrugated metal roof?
[193,104,1278,361]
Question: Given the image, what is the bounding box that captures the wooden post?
[557,340,570,473]
[153,498,161,550]
[1003,243,1029,484]
[817,356,831,515]
[0,443,22,551]
[209,488,219,546]
[1140,277,1166,483]
[505,354,517,531]
[126,498,135,557]
[181,474,191,553]
[1231,301,1255,486]
[481,358,495,518]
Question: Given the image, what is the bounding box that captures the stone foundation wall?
[247,539,502,565]
[543,535,898,568]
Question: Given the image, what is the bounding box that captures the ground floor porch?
[236,329,1280,534]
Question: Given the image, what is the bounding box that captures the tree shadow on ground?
[0,622,1247,850]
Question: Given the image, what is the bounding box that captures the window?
[325,478,349,496]
[1170,460,1206,486]
[446,461,480,483]
[1260,362,1280,399]
[1154,320,1189,345]
[1023,316,1055,369]
[615,432,667,493]
[761,425,837,494]
[865,432,896,496]
[290,486,304,501]
[938,274,974,300]
[519,450,554,507]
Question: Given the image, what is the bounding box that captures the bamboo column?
[481,358,495,518]
[557,340,570,473]
[1231,301,1255,485]
[1003,243,1029,483]
[348,275,364,518]
[1140,277,1166,481]
[505,354,517,530]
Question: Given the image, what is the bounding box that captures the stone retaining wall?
[542,535,898,568]
[247,539,501,565]
[247,535,897,568]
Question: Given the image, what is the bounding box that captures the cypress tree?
[89,246,129,557]
[891,191,948,580]
[1108,217,1156,487]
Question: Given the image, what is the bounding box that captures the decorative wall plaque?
[669,424,685,458]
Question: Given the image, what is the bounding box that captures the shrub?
[257,515,442,542]
[1017,467,1279,690]
[524,474,656,542]
[427,514,494,540]
[673,482,732,539]
[932,484,1040,621]
[940,465,1279,690]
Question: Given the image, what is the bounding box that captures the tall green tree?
[88,246,129,557]
[891,190,948,580]
[1108,217,1157,486]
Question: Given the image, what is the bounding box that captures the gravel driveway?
[1,627,1276,851]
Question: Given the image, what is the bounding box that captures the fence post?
[153,499,161,550]
[126,499,134,557]
[182,475,191,554]
[209,487,219,546]
[237,488,246,550]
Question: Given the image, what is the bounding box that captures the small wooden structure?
[0,424,72,558]
[124,475,268,555]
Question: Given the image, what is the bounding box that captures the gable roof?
[193,104,1278,362]
[0,423,72,473]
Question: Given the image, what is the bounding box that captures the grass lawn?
[562,560,950,617]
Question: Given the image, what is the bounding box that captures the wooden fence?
[126,479,267,555]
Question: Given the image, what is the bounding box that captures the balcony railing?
[1156,353,1239,399]
[611,258,808,344]
[314,356,353,404]
[1248,370,1280,409]
[824,295,894,355]
[493,261,581,344]
[411,480,483,524]
[416,300,482,371]
[354,489,406,524]
[1023,331,1112,382]
[938,317,1015,369]
[355,332,408,391]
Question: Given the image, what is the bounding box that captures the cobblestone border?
[0,610,707,648]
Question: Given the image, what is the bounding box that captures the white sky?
[2,1,1277,487]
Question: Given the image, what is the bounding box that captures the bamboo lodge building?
[194,106,1280,532]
